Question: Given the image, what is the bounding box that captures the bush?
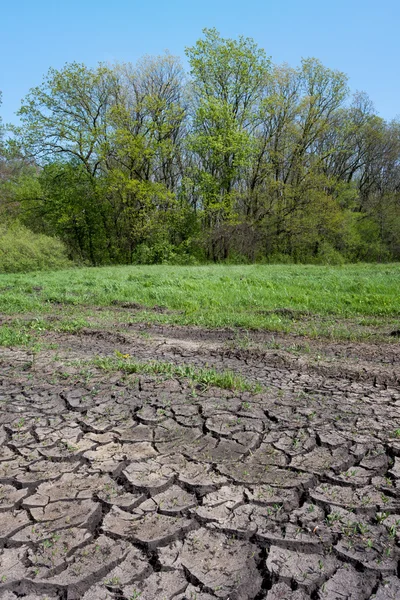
[313,241,346,265]
[223,252,251,265]
[131,241,199,265]
[264,252,294,265]
[0,223,72,273]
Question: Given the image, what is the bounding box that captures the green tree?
[13,63,121,264]
[14,62,118,176]
[104,55,188,259]
[244,59,349,257]
[185,29,271,257]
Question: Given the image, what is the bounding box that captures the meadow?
[0,263,399,344]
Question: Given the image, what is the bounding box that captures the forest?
[1,28,400,269]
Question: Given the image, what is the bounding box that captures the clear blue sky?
[1,0,399,126]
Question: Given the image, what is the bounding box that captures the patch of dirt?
[0,323,399,599]
[117,322,400,385]
[111,300,182,314]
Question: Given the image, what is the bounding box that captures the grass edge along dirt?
[0,263,399,341]
[0,316,92,349]
[94,353,263,394]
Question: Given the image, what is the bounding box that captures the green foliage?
[312,242,346,266]
[264,253,294,265]
[186,29,271,247]
[131,242,198,265]
[0,325,32,347]
[2,32,400,266]
[14,62,114,174]
[21,162,106,264]
[0,222,71,273]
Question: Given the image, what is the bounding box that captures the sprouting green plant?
[357,522,369,535]
[344,469,357,478]
[376,512,389,524]
[59,440,78,453]
[389,525,398,539]
[105,576,121,585]
[326,512,341,526]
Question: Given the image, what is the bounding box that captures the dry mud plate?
[0,324,400,599]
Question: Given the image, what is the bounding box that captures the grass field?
[0,263,399,343]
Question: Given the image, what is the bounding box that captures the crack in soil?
[0,325,399,599]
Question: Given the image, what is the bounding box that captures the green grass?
[0,325,32,347]
[94,355,262,393]
[0,263,399,339]
[0,315,91,349]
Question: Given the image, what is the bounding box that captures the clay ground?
[1,320,400,600]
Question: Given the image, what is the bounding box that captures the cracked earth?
[0,322,400,599]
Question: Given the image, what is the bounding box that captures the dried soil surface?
[0,322,400,599]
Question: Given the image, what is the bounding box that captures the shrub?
[313,241,346,265]
[0,222,72,273]
[131,242,199,265]
[264,252,294,265]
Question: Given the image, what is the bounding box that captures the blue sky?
[1,0,399,125]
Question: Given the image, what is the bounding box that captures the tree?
[13,63,122,264]
[185,28,271,257]
[111,55,187,188]
[15,62,118,176]
[102,55,188,259]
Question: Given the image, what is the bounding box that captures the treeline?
[1,28,400,266]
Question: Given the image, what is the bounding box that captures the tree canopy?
[2,29,400,265]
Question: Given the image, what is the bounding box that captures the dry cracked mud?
[0,321,400,599]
